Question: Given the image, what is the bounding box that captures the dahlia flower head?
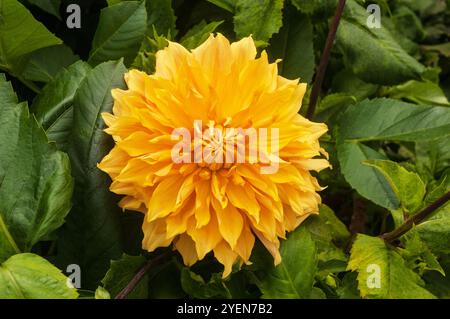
[98,33,329,277]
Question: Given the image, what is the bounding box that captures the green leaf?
[132,30,169,74]
[383,80,450,106]
[224,271,259,298]
[145,0,177,36]
[364,160,426,213]
[88,1,147,66]
[0,74,73,262]
[302,212,348,280]
[148,260,186,298]
[32,61,91,151]
[422,43,450,58]
[348,234,435,298]
[331,69,379,101]
[0,73,18,106]
[401,230,444,276]
[27,0,61,19]
[0,0,61,75]
[234,0,284,44]
[416,137,450,177]
[337,140,398,210]
[392,5,425,41]
[94,286,111,299]
[336,0,425,85]
[181,20,224,49]
[423,256,450,298]
[0,253,78,299]
[108,0,176,36]
[107,0,123,5]
[336,273,360,299]
[57,60,127,289]
[290,0,336,14]
[101,254,148,299]
[416,206,450,254]
[207,0,236,13]
[315,93,357,123]
[19,45,79,83]
[337,98,450,142]
[337,98,450,209]
[317,204,351,242]
[181,268,231,298]
[255,227,317,298]
[268,8,314,83]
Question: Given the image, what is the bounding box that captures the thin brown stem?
[115,251,172,299]
[380,190,450,243]
[306,0,346,120]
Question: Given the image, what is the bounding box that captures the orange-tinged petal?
[188,212,222,260]
[234,223,255,263]
[225,183,260,221]
[194,179,211,227]
[142,219,173,252]
[175,234,198,266]
[166,200,195,238]
[214,240,238,278]
[147,175,184,221]
[212,199,244,249]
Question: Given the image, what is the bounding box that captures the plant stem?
[380,190,450,243]
[115,251,171,299]
[306,0,346,120]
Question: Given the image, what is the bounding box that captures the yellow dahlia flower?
[98,34,329,277]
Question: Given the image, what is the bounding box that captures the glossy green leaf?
[401,230,444,276]
[0,0,61,75]
[234,0,284,44]
[146,0,177,36]
[337,98,450,142]
[268,9,314,83]
[424,256,450,298]
[291,0,336,14]
[94,286,111,299]
[101,254,148,299]
[32,61,91,151]
[416,206,450,255]
[315,93,357,123]
[317,204,351,242]
[207,0,236,12]
[383,80,450,106]
[331,69,379,101]
[57,60,127,289]
[27,0,61,19]
[302,212,348,279]
[337,139,398,210]
[337,98,450,209]
[0,74,73,262]
[364,160,426,213]
[256,227,317,298]
[88,1,147,66]
[181,20,224,49]
[19,45,79,83]
[336,0,425,85]
[416,136,450,177]
[0,253,78,299]
[132,31,168,75]
[148,259,185,298]
[181,268,231,298]
[348,234,435,298]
